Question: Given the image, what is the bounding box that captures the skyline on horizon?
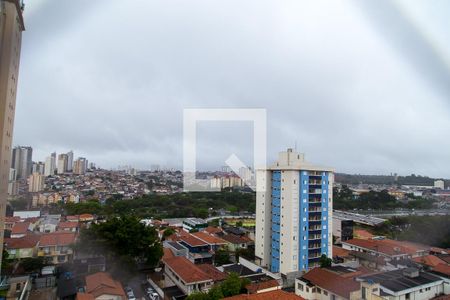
[12,0,450,178]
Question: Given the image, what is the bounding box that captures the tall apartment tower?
[0,0,25,270]
[11,146,32,179]
[57,154,68,174]
[44,152,56,176]
[66,150,73,172]
[255,149,334,280]
[73,157,87,175]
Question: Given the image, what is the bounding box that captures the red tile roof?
[222,234,252,245]
[180,234,208,247]
[85,272,126,298]
[301,268,360,299]
[76,293,94,300]
[224,290,304,300]
[246,279,280,294]
[196,264,227,281]
[5,216,21,223]
[343,238,428,257]
[204,226,223,235]
[413,255,447,267]
[11,222,30,235]
[353,229,374,240]
[58,221,79,229]
[163,248,175,261]
[192,231,227,245]
[39,232,76,246]
[432,264,450,276]
[163,256,213,284]
[333,246,351,257]
[4,235,40,249]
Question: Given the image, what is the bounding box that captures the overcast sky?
[13,0,450,177]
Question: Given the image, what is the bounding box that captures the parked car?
[145,287,159,300]
[125,287,136,300]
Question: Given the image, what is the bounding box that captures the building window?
[324,291,328,296]
[298,283,303,291]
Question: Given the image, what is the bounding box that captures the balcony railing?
[308,189,322,194]
[308,235,321,240]
[308,180,322,185]
[309,226,321,231]
[308,244,321,249]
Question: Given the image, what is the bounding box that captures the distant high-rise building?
[28,172,45,193]
[434,180,445,190]
[44,152,56,176]
[66,150,74,172]
[0,0,25,271]
[256,148,334,280]
[32,161,45,175]
[73,157,87,175]
[11,146,32,179]
[57,154,68,174]
[7,168,18,196]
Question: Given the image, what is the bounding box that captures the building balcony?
[308,235,321,240]
[308,226,321,231]
[308,180,322,185]
[308,199,321,204]
[308,189,322,194]
[308,244,321,250]
[308,218,321,222]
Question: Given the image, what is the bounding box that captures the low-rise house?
[58,221,79,232]
[358,267,446,300]
[245,279,281,294]
[39,218,58,233]
[4,235,40,259]
[4,216,21,231]
[182,218,208,232]
[221,234,253,252]
[38,232,76,264]
[342,238,429,261]
[192,231,228,252]
[163,256,222,296]
[179,234,213,264]
[224,290,304,300]
[77,272,126,300]
[295,267,361,300]
[79,214,94,222]
[11,222,31,238]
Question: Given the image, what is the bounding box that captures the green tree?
[214,248,231,266]
[79,216,163,268]
[162,227,176,240]
[319,254,332,268]
[20,257,45,273]
[220,273,242,297]
[186,292,210,300]
[208,285,224,300]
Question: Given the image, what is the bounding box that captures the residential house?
[11,222,31,238]
[77,272,126,300]
[342,238,429,261]
[358,267,447,300]
[163,256,222,296]
[178,234,213,264]
[221,234,253,252]
[38,232,76,264]
[224,290,304,300]
[295,267,361,300]
[58,221,79,232]
[4,235,40,259]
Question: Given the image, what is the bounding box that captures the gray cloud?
[13,0,450,177]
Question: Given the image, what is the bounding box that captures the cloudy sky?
[13,0,450,177]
